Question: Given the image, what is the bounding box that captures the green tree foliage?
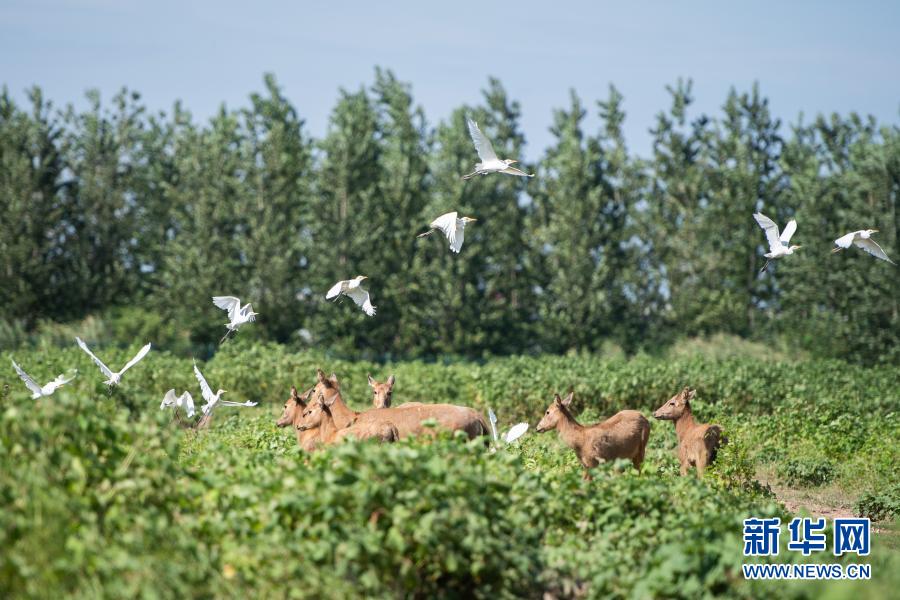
[1,72,898,363]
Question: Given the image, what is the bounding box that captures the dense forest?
[1,70,898,363]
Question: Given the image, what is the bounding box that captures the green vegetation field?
[2,342,899,598]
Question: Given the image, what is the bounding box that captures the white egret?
[212,296,259,344]
[325,276,376,317]
[462,118,533,180]
[160,389,196,418]
[75,337,151,385]
[504,422,529,444]
[11,359,74,399]
[832,229,895,264]
[193,361,257,419]
[753,212,801,272]
[418,211,477,253]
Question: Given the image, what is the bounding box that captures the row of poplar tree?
[1,70,898,364]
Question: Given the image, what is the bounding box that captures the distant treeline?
[1,70,897,363]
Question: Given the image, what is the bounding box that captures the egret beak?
[509,160,518,165]
[872,229,879,233]
[831,247,841,253]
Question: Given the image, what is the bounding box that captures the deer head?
[368,374,395,408]
[277,385,313,428]
[653,387,695,420]
[297,394,331,432]
[536,392,574,433]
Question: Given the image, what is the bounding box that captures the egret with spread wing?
[212,296,258,344]
[193,361,257,418]
[11,359,75,399]
[504,422,529,444]
[75,337,151,385]
[753,212,801,273]
[160,389,196,418]
[417,212,477,253]
[325,276,376,317]
[832,229,895,264]
[462,118,533,180]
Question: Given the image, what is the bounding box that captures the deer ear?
[290,386,299,399]
[316,369,327,384]
[329,373,339,387]
[387,375,395,387]
[686,389,696,401]
[562,391,574,407]
[553,393,562,405]
[367,374,376,387]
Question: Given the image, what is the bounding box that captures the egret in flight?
[11,359,74,399]
[753,212,801,273]
[160,389,196,418]
[462,118,533,180]
[326,276,376,317]
[75,337,151,385]
[417,212,477,253]
[193,361,257,417]
[832,230,895,264]
[212,296,258,344]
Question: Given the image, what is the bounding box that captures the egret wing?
[193,362,216,403]
[325,280,345,300]
[213,296,241,321]
[753,213,782,252]
[451,226,465,253]
[11,360,42,396]
[118,343,151,376]
[854,238,895,264]
[499,166,533,178]
[346,286,376,316]
[834,231,858,249]
[431,212,458,249]
[504,422,529,443]
[179,392,196,417]
[466,118,498,162]
[219,400,258,408]
[240,304,257,322]
[780,219,797,244]
[161,389,177,409]
[75,337,114,378]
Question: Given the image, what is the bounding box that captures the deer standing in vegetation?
[653,387,726,477]
[276,386,318,451]
[297,393,400,445]
[313,370,488,439]
[368,374,395,408]
[536,392,650,481]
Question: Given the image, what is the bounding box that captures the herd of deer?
[277,369,726,479]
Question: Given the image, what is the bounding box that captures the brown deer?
[313,369,488,439]
[536,392,650,481]
[297,393,400,445]
[368,374,395,408]
[653,387,726,477]
[276,386,318,452]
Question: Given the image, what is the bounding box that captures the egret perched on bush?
[75,337,151,386]
[753,212,801,272]
[11,359,74,399]
[832,229,895,264]
[417,212,477,253]
[193,361,257,419]
[160,389,195,418]
[212,296,258,344]
[326,276,376,316]
[462,118,533,180]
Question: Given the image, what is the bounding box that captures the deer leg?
[679,461,689,476]
[582,469,594,482]
[696,457,707,478]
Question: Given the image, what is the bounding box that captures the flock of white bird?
[9,116,894,416]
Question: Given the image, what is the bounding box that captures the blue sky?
[2,1,898,159]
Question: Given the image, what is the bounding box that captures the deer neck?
[318,411,340,443]
[674,404,698,441]
[327,391,358,429]
[556,408,585,449]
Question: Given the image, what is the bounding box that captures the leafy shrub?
[777,457,837,487]
[855,484,900,521]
